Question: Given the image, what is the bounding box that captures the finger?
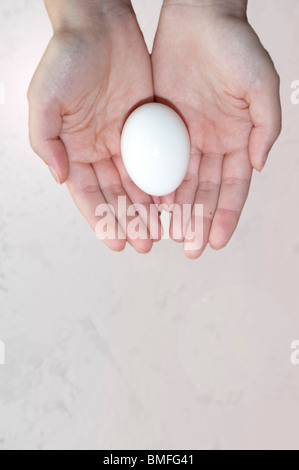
[169,150,201,242]
[184,153,223,259]
[160,191,176,209]
[93,159,153,254]
[209,148,253,250]
[112,154,162,242]
[28,95,69,184]
[66,162,126,252]
[248,71,282,172]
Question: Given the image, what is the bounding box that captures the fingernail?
[260,154,269,172]
[49,166,60,184]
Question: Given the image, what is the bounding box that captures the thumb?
[248,72,282,172]
[28,95,69,184]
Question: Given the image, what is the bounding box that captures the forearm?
[45,0,133,32]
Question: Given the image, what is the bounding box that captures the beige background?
[0,0,299,450]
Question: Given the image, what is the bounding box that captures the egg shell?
[121,103,191,197]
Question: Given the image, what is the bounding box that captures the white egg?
[121,103,190,197]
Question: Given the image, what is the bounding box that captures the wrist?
[163,0,248,19]
[45,0,133,34]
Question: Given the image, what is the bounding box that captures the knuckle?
[199,179,220,193]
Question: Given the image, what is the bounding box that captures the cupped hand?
[152,0,281,258]
[28,6,161,253]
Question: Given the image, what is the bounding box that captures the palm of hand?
[58,33,151,164]
[29,18,160,252]
[152,7,281,258]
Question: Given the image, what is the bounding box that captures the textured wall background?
[0,0,299,450]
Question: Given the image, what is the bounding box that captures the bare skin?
[28,0,281,258]
[28,0,161,253]
[152,0,281,258]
